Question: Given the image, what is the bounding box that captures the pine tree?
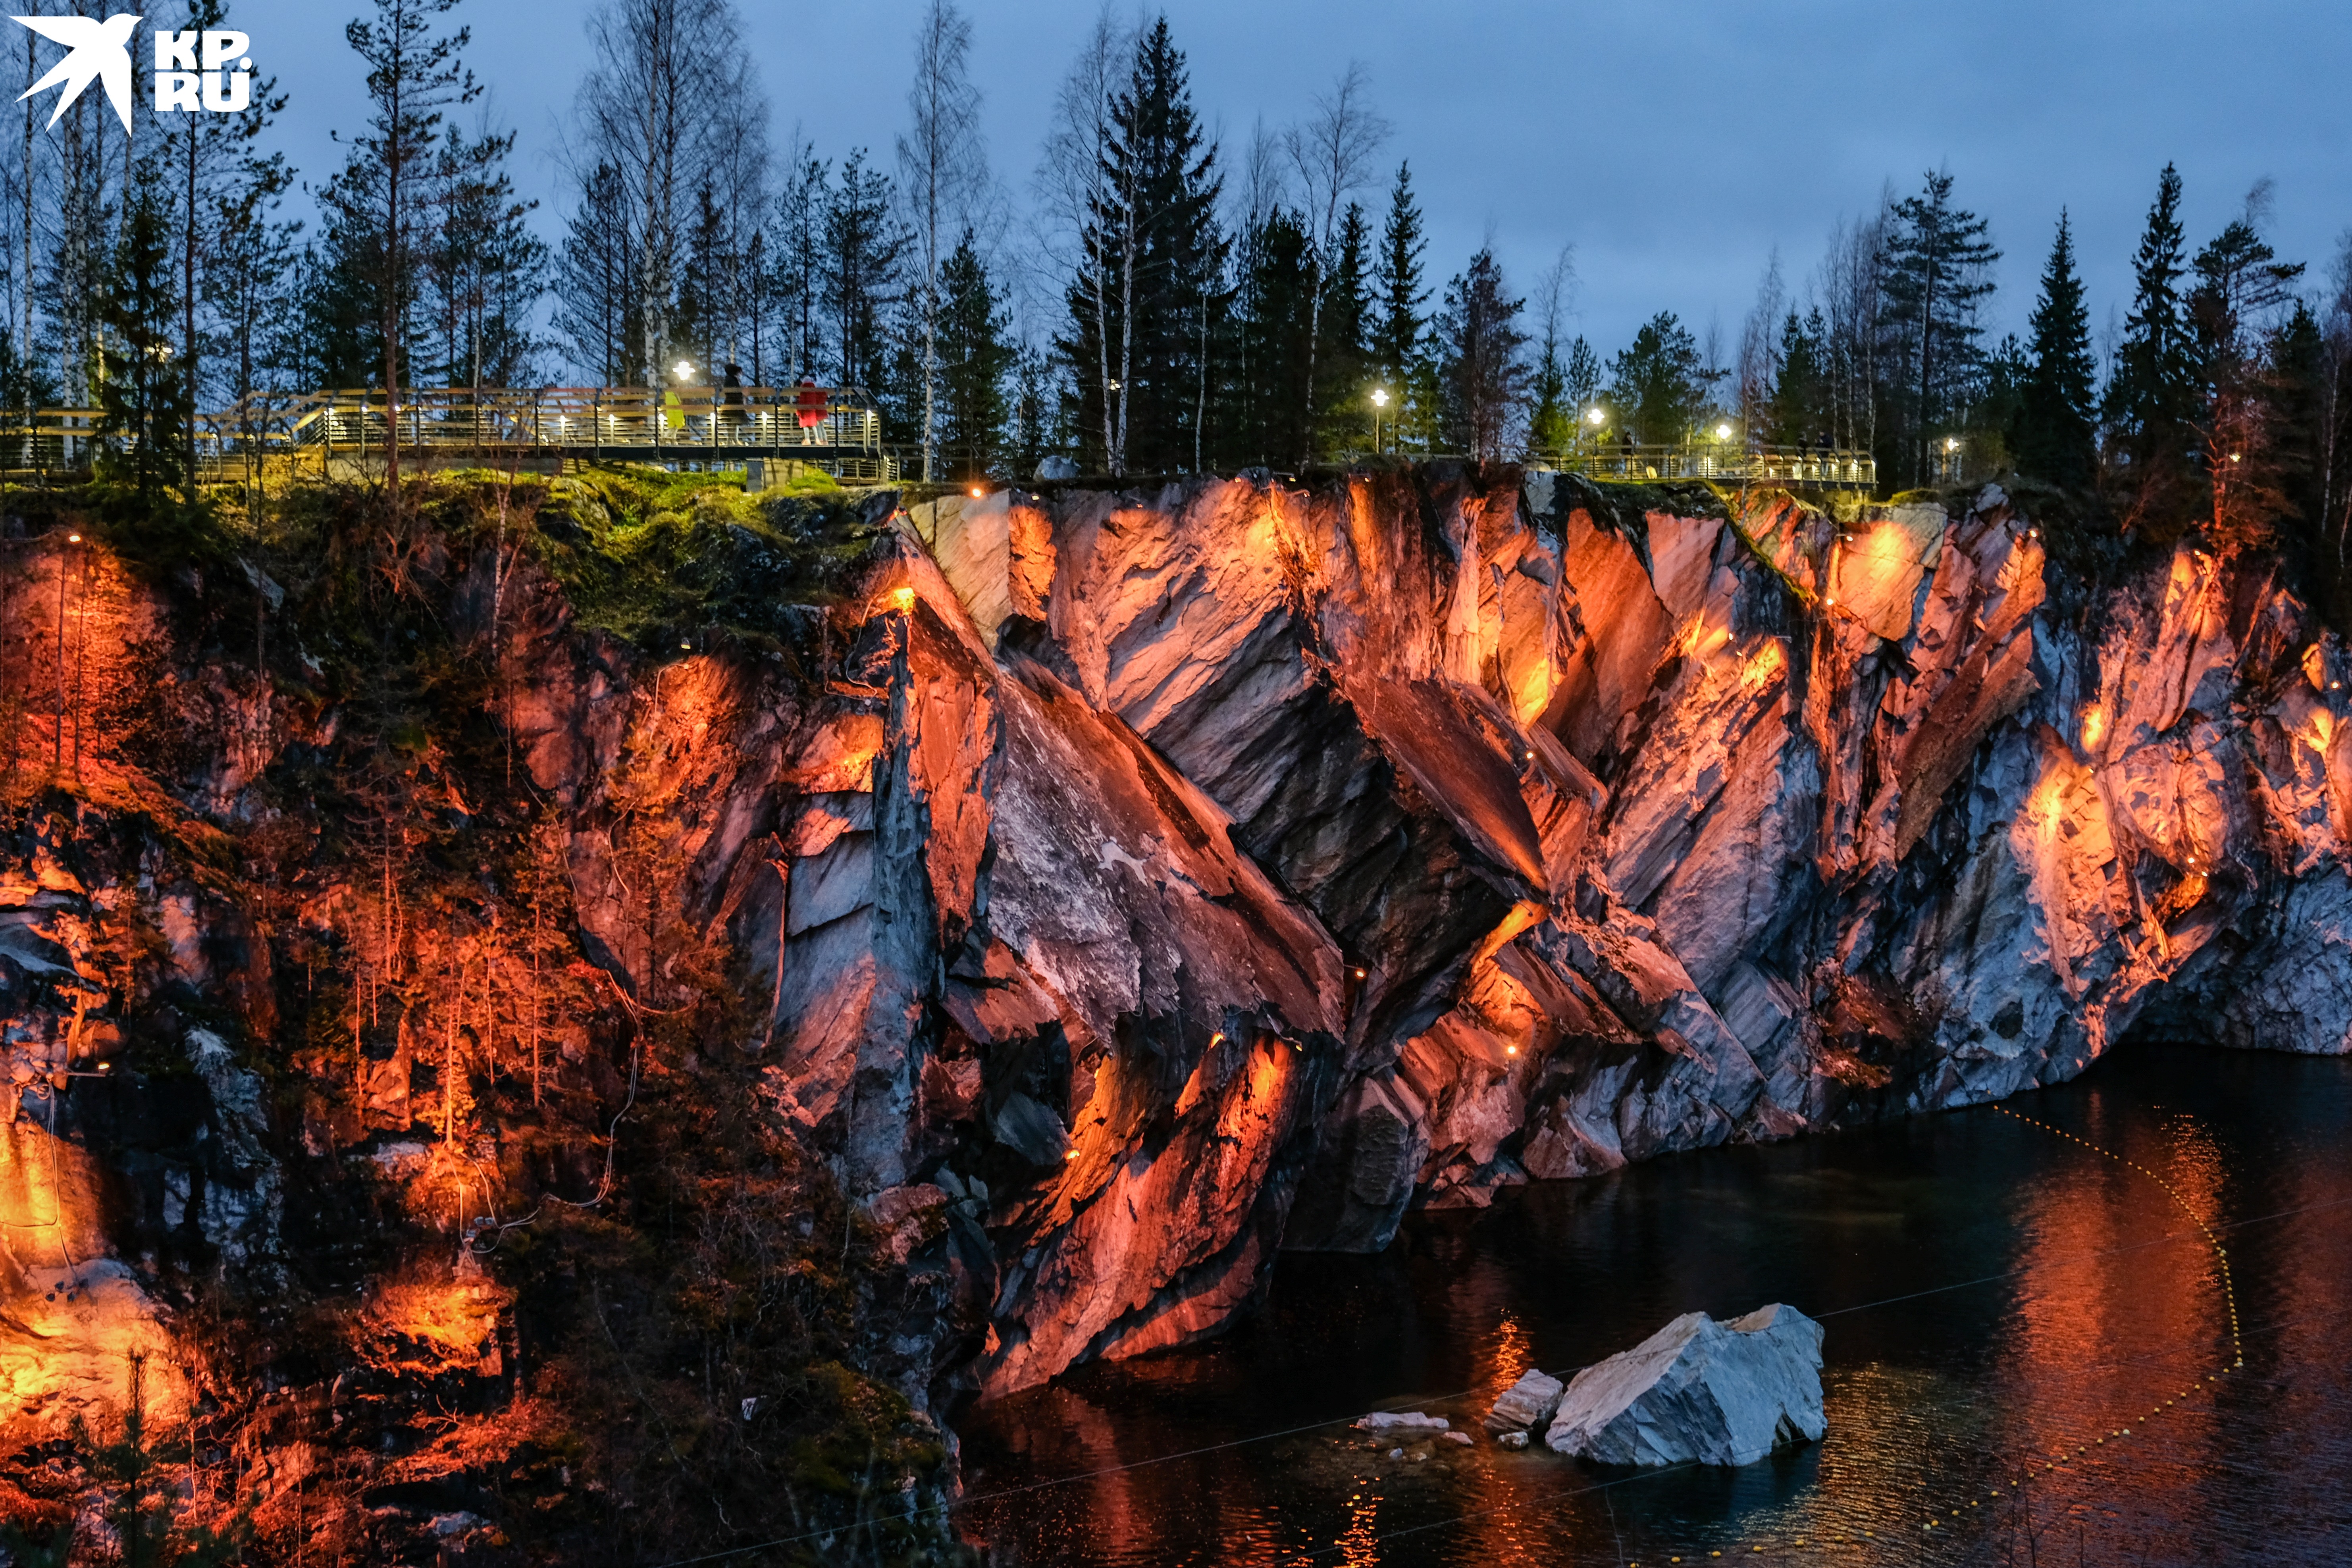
[154,0,291,499]
[821,149,906,397]
[324,0,482,493]
[2106,164,2200,532]
[2011,210,2097,489]
[936,231,1011,478]
[1878,169,2000,484]
[1607,311,1716,446]
[2190,211,2306,549]
[556,162,640,384]
[1434,249,1528,461]
[425,119,542,390]
[771,148,829,381]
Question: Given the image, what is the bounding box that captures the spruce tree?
[1228,206,1315,466]
[936,231,1012,478]
[1058,17,1223,475]
[98,164,189,504]
[2012,210,2097,489]
[2106,164,2200,531]
[1370,160,1426,394]
[1312,200,1372,454]
[1768,310,1825,446]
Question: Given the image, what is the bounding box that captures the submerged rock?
[1354,1409,1450,1433]
[1543,1303,1824,1466]
[1484,1366,1566,1434]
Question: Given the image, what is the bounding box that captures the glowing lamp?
[1371,387,1389,408]
[66,533,80,543]
[1352,968,1366,979]
[1714,423,1732,439]
[2229,453,2242,464]
[1586,407,1605,425]
[674,360,693,377]
[1505,1045,1518,1057]
[1945,438,1959,453]
[969,486,985,498]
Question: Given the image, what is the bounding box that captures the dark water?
[957,1044,2352,1566]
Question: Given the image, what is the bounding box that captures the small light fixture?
[1714,423,1732,440]
[66,532,80,543]
[1352,967,1366,980]
[969,485,985,498]
[1371,387,1389,408]
[1586,407,1605,426]
[1504,1045,1518,1057]
[1946,437,1959,453]
[675,360,694,377]
[1824,596,1836,607]
[2229,453,2242,464]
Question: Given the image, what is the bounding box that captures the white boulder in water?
[1544,1303,1825,1466]
[1483,1367,1566,1434]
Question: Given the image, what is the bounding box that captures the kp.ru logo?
[10,12,253,132]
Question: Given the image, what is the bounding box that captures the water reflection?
[958,1044,2352,1565]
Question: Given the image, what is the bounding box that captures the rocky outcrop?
[1543,1302,1826,1466]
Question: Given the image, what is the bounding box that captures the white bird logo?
[12,13,139,133]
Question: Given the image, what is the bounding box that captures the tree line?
[0,0,2344,587]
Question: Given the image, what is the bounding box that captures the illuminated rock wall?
[2,464,2345,1514]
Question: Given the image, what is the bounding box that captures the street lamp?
[1370,386,1389,454]
[1714,423,1732,440]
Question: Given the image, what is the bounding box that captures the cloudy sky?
[227,0,2350,362]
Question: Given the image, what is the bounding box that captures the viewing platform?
[0,384,901,485]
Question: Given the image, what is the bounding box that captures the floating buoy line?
[1327,1102,2256,1566]
[648,1102,2310,1568]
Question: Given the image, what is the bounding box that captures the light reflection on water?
[957,1045,2352,1564]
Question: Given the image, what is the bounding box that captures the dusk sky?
[228,0,2350,364]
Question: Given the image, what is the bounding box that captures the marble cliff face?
[0,467,2344,1550]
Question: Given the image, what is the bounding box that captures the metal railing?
[0,384,901,483]
[1534,442,1875,489]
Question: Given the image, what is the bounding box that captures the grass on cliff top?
[18,464,898,659]
[509,465,888,652]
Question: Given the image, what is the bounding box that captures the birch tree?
[573,0,758,389]
[896,0,984,483]
[1285,62,1387,464]
[1038,7,1132,473]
